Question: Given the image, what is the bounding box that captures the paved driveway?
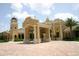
[0,41,79,56]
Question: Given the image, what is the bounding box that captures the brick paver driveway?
[0,41,79,56]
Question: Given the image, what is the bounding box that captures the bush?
[63,37,75,41]
[64,37,79,41]
[0,35,9,42]
[74,37,79,41]
[0,40,8,43]
[14,38,23,42]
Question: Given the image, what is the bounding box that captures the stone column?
[48,28,51,41]
[33,25,37,44]
[23,28,26,43]
[43,33,46,41]
[53,23,55,40]
[21,33,22,39]
[12,33,14,41]
[60,24,63,40]
[23,27,30,43]
[11,32,15,41]
[37,25,41,43]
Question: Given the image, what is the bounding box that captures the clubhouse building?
[1,16,79,43]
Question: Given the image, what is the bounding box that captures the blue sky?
[0,3,79,32]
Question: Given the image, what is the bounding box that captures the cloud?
[8,11,31,20]
[11,3,23,12]
[7,3,54,21]
[7,3,33,21]
[23,3,54,16]
[54,13,79,21]
[6,3,34,29]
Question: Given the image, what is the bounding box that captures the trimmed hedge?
[14,38,23,41]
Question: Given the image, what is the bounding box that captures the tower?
[10,17,18,41]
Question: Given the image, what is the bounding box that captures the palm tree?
[65,17,78,40]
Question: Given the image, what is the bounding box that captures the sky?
[0,3,79,32]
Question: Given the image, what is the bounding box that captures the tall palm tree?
[65,17,78,40]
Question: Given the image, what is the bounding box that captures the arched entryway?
[19,34,24,39]
[18,33,24,40]
[14,35,17,40]
[40,27,51,42]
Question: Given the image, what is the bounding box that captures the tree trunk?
[70,27,73,40]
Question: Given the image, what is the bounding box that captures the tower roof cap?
[11,17,17,21]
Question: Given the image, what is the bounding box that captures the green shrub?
[74,37,79,41]
[14,38,23,42]
[63,37,74,41]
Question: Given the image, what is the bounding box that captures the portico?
[23,17,51,44]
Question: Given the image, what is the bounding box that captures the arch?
[22,34,24,39]
[14,35,17,40]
